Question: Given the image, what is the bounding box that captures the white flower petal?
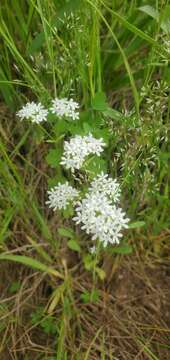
[61,134,105,171]
[51,97,79,120]
[46,182,79,210]
[17,102,48,123]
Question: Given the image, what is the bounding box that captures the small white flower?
[17,102,48,123]
[89,173,121,203]
[61,134,105,171]
[89,245,96,254]
[83,133,106,156]
[51,97,79,120]
[73,192,129,247]
[46,182,79,211]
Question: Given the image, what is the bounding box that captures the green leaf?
[80,110,93,122]
[53,119,68,135]
[92,92,108,111]
[110,244,133,254]
[67,240,81,253]
[62,205,74,219]
[80,290,91,303]
[93,128,110,144]
[95,267,106,280]
[41,317,57,335]
[128,221,145,229]
[27,32,45,55]
[47,284,65,314]
[46,148,62,167]
[160,152,170,161]
[58,227,74,238]
[0,254,63,278]
[32,202,53,242]
[138,5,159,20]
[80,289,100,304]
[9,281,21,294]
[103,107,126,122]
[83,122,93,133]
[0,207,15,244]
[31,307,44,324]
[100,2,159,47]
[139,5,170,34]
[83,254,95,271]
[90,289,100,303]
[68,122,84,136]
[48,175,66,189]
[161,5,170,34]
[84,156,107,176]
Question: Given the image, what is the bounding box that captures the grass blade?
[0,254,63,278]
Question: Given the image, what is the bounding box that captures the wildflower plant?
[17,102,48,123]
[46,182,79,211]
[51,98,79,120]
[61,134,106,171]
[17,93,131,277]
[1,1,170,356]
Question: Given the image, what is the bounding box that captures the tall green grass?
[0,0,169,261]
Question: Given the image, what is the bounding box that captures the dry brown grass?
[0,249,170,359]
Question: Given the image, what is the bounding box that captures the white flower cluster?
[51,97,79,120]
[17,97,79,123]
[89,173,121,203]
[46,182,79,211]
[73,174,129,247]
[17,102,48,123]
[46,173,129,247]
[61,134,106,171]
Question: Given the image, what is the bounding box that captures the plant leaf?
[103,108,127,122]
[95,267,106,280]
[67,240,81,252]
[129,221,145,229]
[58,227,74,238]
[46,148,62,168]
[139,5,170,34]
[0,254,63,278]
[92,92,108,111]
[47,284,65,314]
[111,244,133,254]
[138,5,159,21]
[161,5,170,34]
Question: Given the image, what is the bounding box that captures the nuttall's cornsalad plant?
[0,0,170,357]
[16,95,130,272]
